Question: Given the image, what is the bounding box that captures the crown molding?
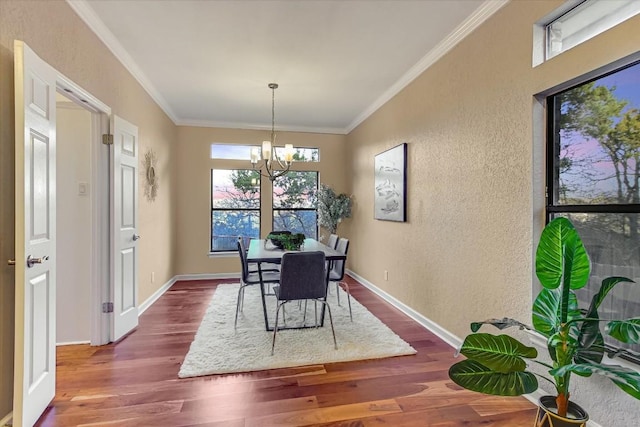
[176,119,347,135]
[65,0,179,123]
[345,0,510,134]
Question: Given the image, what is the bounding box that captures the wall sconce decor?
[143,148,159,202]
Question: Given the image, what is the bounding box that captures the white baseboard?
[1,412,12,426]
[56,340,90,346]
[139,276,177,315]
[345,269,463,349]
[173,273,239,282]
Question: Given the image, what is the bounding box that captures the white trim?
[345,269,463,349]
[56,73,111,115]
[93,112,111,346]
[65,0,178,123]
[174,273,240,282]
[345,0,509,133]
[177,119,346,136]
[139,277,177,315]
[56,341,91,346]
[1,412,12,427]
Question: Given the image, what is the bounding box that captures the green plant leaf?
[606,318,640,344]
[533,289,560,336]
[458,333,537,373]
[535,217,590,291]
[532,289,579,337]
[449,359,538,396]
[550,363,640,399]
[574,332,604,367]
[470,318,532,333]
[589,277,635,312]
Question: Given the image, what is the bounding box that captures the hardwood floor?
[37,277,537,426]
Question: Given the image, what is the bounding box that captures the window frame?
[210,169,261,253]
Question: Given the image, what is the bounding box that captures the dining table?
[246,238,347,331]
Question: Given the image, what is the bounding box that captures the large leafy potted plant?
[317,183,352,235]
[449,217,640,426]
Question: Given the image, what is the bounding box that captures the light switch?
[78,182,88,196]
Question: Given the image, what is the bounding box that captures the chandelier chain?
[271,84,275,144]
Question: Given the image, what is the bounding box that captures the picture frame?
[374,143,407,222]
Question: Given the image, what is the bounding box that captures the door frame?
[55,73,112,345]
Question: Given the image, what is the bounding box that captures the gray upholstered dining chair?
[271,251,337,355]
[330,237,351,321]
[327,233,339,250]
[235,237,280,328]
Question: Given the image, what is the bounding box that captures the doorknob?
[27,255,49,268]
[7,259,15,266]
[133,234,141,241]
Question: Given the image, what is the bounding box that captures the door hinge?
[102,134,114,145]
[102,302,114,313]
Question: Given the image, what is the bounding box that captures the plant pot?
[535,396,588,427]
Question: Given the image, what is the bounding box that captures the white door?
[13,40,57,427]
[111,115,140,341]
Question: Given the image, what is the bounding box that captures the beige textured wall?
[174,126,347,275]
[346,1,640,425]
[0,0,177,416]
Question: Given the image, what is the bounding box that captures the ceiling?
[68,0,505,134]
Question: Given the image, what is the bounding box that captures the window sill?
[208,251,236,258]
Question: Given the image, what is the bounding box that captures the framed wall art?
[374,143,407,222]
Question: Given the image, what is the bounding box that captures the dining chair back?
[330,237,352,321]
[235,237,280,328]
[237,237,251,281]
[327,233,339,250]
[271,251,337,354]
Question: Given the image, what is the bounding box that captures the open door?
[13,40,57,427]
[110,115,140,341]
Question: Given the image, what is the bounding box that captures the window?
[274,147,319,162]
[210,144,256,160]
[272,171,318,239]
[210,143,320,162]
[546,60,640,358]
[534,0,640,65]
[211,169,260,252]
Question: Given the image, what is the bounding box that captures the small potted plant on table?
[267,232,306,251]
[449,217,640,426]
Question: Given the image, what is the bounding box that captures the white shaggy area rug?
[179,283,416,378]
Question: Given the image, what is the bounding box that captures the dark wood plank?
[35,276,537,426]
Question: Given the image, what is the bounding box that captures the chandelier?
[250,83,294,181]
